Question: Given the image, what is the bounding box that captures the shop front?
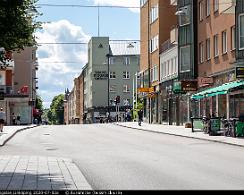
[191,80,244,119]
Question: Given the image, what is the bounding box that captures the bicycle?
[202,116,210,134]
[221,118,236,137]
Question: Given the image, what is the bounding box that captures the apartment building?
[191,0,244,119]
[140,0,177,124]
[84,37,140,123]
[0,47,38,125]
[65,37,140,124]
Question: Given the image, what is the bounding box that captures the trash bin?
[236,121,244,137]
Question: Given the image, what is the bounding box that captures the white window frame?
[214,0,219,12]
[109,71,116,79]
[150,4,158,24]
[222,30,227,54]
[199,1,204,22]
[206,38,211,60]
[109,85,116,93]
[199,42,204,63]
[150,35,159,53]
[124,57,130,65]
[123,99,130,106]
[123,71,130,79]
[206,0,210,17]
[123,85,130,93]
[239,14,244,50]
[214,34,219,57]
[180,45,191,72]
[109,57,115,65]
[231,25,236,50]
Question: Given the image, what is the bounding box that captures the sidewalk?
[115,122,244,147]
[0,155,92,190]
[0,125,37,146]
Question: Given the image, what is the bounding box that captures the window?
[214,0,219,12]
[123,99,130,106]
[231,26,236,50]
[109,57,115,65]
[150,35,159,53]
[206,0,210,17]
[123,71,130,79]
[180,45,191,72]
[123,85,130,93]
[179,6,190,26]
[151,66,158,82]
[239,14,244,50]
[124,57,130,65]
[222,31,227,54]
[214,34,219,57]
[206,38,211,60]
[109,71,116,79]
[140,0,147,7]
[199,42,204,63]
[150,4,158,23]
[199,1,204,21]
[109,85,116,93]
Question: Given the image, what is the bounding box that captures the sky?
[35,0,140,108]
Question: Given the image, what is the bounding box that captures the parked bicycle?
[202,116,210,134]
[221,118,236,137]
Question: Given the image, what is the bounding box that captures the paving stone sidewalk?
[0,155,92,190]
[115,122,244,147]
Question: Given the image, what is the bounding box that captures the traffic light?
[115,96,120,104]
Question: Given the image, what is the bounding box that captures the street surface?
[0,124,244,190]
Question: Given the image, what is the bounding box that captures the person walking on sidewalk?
[0,108,6,132]
[138,109,143,126]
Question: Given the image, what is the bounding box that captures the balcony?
[160,40,177,54]
[170,0,177,6]
[219,0,236,14]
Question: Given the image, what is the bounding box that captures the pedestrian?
[16,114,21,125]
[0,108,6,132]
[138,109,143,126]
[12,113,16,125]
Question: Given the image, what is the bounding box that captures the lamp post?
[106,54,110,121]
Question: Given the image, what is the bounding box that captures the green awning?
[191,80,244,100]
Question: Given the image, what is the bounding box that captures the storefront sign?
[138,88,149,93]
[198,77,213,87]
[210,118,221,132]
[173,81,182,94]
[93,71,108,80]
[236,67,244,79]
[181,80,198,91]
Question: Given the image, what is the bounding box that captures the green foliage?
[0,0,42,63]
[35,95,44,111]
[48,94,64,125]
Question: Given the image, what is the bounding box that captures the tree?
[48,94,65,125]
[0,0,42,64]
[35,95,44,111]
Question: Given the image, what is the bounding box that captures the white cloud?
[92,0,140,13]
[35,20,91,108]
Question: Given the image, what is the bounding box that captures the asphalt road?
[0,124,244,190]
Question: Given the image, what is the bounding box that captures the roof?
[109,40,140,56]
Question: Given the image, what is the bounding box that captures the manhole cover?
[46,148,58,151]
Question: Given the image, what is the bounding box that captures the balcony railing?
[160,40,177,54]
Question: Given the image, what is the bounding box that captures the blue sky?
[35,0,140,108]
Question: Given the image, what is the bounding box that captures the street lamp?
[106,53,111,121]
